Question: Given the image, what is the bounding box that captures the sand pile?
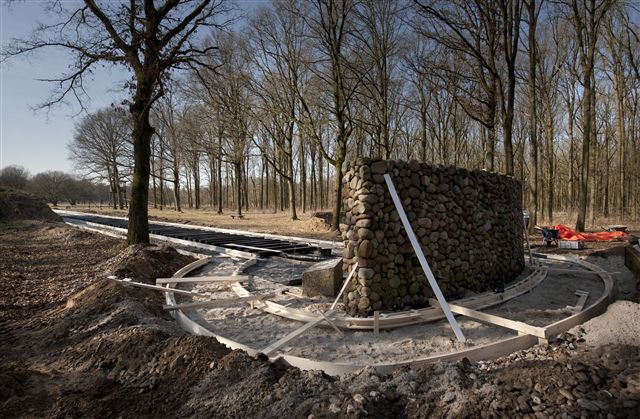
[101,244,194,284]
[0,187,61,222]
[571,300,640,347]
[304,216,332,232]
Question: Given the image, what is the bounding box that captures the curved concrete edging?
[163,253,614,376]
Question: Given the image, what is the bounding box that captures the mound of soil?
[0,188,61,222]
[571,300,640,347]
[102,244,195,284]
[304,216,332,232]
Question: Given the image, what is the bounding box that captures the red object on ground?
[553,224,630,242]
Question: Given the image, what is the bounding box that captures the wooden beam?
[163,293,277,310]
[320,310,344,337]
[261,310,336,356]
[384,174,466,342]
[539,267,599,275]
[429,299,546,338]
[566,290,589,313]
[330,264,358,310]
[114,278,206,296]
[156,275,249,284]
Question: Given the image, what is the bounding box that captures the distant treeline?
[0,165,111,207]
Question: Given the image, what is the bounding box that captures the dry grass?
[65,205,342,241]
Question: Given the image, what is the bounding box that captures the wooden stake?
[163,293,276,310]
[330,264,358,311]
[114,278,205,296]
[156,275,249,284]
[429,298,546,338]
[319,310,344,337]
[374,311,380,335]
[566,290,589,313]
[384,174,466,342]
[261,309,336,356]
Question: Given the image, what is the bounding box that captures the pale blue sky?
[0,1,130,175]
[0,0,266,176]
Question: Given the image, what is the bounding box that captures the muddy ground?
[1,218,639,418]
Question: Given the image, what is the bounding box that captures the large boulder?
[302,258,343,298]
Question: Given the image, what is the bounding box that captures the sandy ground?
[170,251,635,367]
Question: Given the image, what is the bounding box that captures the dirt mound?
[570,300,640,347]
[102,244,195,284]
[0,187,61,222]
[303,216,332,232]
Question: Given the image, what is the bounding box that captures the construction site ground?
[1,215,639,417]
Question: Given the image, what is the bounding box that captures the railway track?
[61,213,332,259]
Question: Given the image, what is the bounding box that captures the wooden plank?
[566,290,589,313]
[330,264,358,310]
[261,309,335,356]
[163,293,277,310]
[114,278,205,296]
[384,174,466,342]
[539,267,599,275]
[224,243,282,254]
[429,298,546,338]
[320,310,344,337]
[156,275,249,284]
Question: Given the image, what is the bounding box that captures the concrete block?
[302,258,343,297]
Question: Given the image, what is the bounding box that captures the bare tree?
[295,0,362,230]
[562,0,614,231]
[352,0,406,159]
[3,0,231,243]
[68,107,132,209]
[525,0,540,230]
[28,171,73,206]
[0,165,30,190]
[249,0,310,220]
[414,0,502,171]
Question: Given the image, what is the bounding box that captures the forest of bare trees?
[6,0,640,239]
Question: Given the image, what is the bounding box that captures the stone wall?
[341,159,524,316]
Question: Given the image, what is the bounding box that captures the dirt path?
[1,221,639,418]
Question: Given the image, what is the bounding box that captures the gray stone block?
[302,258,343,297]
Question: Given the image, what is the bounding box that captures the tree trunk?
[527,0,538,231]
[235,162,242,216]
[217,143,223,214]
[331,158,343,231]
[545,114,554,222]
[127,84,154,244]
[300,140,307,214]
[576,79,591,232]
[172,161,181,212]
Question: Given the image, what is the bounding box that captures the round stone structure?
[341,159,525,316]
